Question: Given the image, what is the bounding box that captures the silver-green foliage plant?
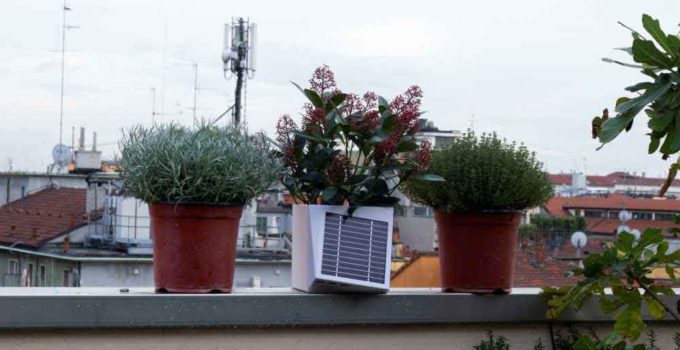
[402,132,554,213]
[118,123,281,205]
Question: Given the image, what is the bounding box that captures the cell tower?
[221,17,257,125]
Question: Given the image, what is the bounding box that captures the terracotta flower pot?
[434,211,521,294]
[150,203,242,293]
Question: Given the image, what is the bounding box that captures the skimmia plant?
[273,65,441,208]
[592,14,680,195]
[543,229,680,343]
[118,123,281,205]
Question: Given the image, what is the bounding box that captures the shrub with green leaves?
[118,123,281,205]
[544,229,680,342]
[591,14,680,196]
[402,132,553,213]
[474,330,510,350]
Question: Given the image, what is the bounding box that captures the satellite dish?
[571,231,587,249]
[618,210,631,222]
[616,225,631,235]
[52,144,72,168]
[630,229,641,240]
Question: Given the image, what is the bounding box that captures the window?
[413,206,434,217]
[256,217,267,233]
[608,211,620,219]
[7,259,19,275]
[584,210,605,218]
[25,263,33,287]
[654,212,676,221]
[394,205,406,217]
[632,211,653,220]
[62,269,72,287]
[39,265,47,287]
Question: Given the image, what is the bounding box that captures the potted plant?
[118,123,280,293]
[403,132,553,293]
[273,65,439,293]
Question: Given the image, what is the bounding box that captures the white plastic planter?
[291,204,394,293]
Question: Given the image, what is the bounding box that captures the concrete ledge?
[0,287,677,329]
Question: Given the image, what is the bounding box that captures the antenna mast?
[59,1,73,146]
[222,17,257,125]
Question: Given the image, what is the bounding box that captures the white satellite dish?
[618,210,631,222]
[616,225,631,235]
[630,229,641,240]
[52,144,72,168]
[571,231,587,249]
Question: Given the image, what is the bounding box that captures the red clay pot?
[435,211,521,294]
[150,203,242,293]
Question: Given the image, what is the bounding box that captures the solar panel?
[320,212,389,284]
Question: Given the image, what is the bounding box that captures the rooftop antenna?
[221,17,257,125]
[58,1,78,147]
[192,63,198,127]
[469,114,475,132]
[150,87,157,123]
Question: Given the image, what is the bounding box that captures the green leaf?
[642,14,677,59]
[642,294,666,319]
[648,136,661,154]
[625,82,654,92]
[303,89,324,109]
[381,114,397,134]
[322,187,338,202]
[647,110,673,132]
[665,265,677,280]
[615,81,672,114]
[614,307,644,340]
[663,110,680,154]
[396,140,418,152]
[378,96,389,113]
[632,38,674,68]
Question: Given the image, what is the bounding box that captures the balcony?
[0,287,678,349]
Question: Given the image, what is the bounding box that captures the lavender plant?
[118,123,281,205]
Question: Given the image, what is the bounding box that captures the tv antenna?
[58,1,79,146]
[221,17,257,125]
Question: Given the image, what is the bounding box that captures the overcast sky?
[1,0,679,176]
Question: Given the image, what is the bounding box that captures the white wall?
[79,261,292,288]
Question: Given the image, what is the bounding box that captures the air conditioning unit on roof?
[291,205,393,293]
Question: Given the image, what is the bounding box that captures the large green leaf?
[613,307,644,340]
[642,14,676,59]
[632,38,674,68]
[615,81,672,114]
[647,110,673,132]
[625,82,654,92]
[648,136,660,154]
[599,111,638,143]
[667,110,680,154]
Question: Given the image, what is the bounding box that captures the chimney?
[92,131,97,151]
[79,127,85,150]
[63,236,71,253]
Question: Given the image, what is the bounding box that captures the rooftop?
[549,171,680,188]
[0,187,87,248]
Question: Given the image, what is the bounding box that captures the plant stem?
[634,276,680,322]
